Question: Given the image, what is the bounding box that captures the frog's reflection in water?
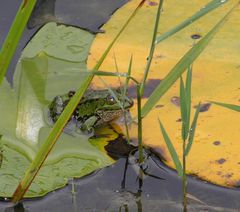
[116,148,165,212]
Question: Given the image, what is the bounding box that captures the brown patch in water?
[216,158,226,164]
[191,34,202,40]
[223,173,233,179]
[147,1,158,6]
[104,135,137,160]
[213,141,221,146]
[170,96,180,107]
[155,104,164,109]
[194,103,211,112]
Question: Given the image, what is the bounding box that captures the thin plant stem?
[137,84,143,163]
[137,0,164,165]
[123,111,131,144]
[182,139,187,212]
[123,56,133,144]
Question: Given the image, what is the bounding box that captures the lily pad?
[88,0,240,187]
[0,23,117,198]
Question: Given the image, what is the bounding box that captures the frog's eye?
[106,95,116,105]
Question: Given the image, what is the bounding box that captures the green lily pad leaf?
[0,23,116,198]
[0,128,113,198]
[22,22,94,63]
[0,79,17,136]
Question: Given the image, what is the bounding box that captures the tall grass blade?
[158,119,183,177]
[185,67,192,133]
[139,0,164,96]
[156,0,228,44]
[210,101,240,112]
[123,56,133,97]
[0,0,37,84]
[123,56,133,144]
[180,76,188,141]
[113,53,122,87]
[185,103,201,156]
[181,67,192,141]
[90,70,127,77]
[12,0,146,202]
[141,3,238,118]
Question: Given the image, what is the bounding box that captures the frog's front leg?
[80,116,98,133]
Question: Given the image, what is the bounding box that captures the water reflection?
[4,203,27,212]
[28,0,57,29]
[118,149,165,212]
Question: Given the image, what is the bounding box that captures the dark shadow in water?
[128,79,162,99]
[28,0,129,33]
[4,203,27,212]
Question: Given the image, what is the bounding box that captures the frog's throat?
[96,109,123,124]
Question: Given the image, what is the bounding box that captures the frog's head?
[92,88,134,124]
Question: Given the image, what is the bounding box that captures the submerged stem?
[137,84,144,163]
[182,139,187,212]
[123,110,131,144]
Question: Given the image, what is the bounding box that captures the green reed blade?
[90,70,128,77]
[185,103,201,156]
[180,67,192,141]
[158,119,183,177]
[0,0,37,84]
[185,67,192,134]
[123,55,133,97]
[211,101,240,112]
[180,76,188,141]
[141,3,238,118]
[12,0,146,202]
[139,0,164,96]
[113,53,123,87]
[121,56,133,144]
[156,0,228,44]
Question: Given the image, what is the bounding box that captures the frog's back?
[81,89,110,102]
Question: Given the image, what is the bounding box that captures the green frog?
[49,88,133,132]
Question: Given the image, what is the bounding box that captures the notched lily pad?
[0,23,117,198]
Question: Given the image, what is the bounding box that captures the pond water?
[0,0,240,211]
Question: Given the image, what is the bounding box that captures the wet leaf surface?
[0,23,117,198]
[88,0,240,187]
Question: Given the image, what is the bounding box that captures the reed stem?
[182,139,187,212]
[137,84,143,163]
